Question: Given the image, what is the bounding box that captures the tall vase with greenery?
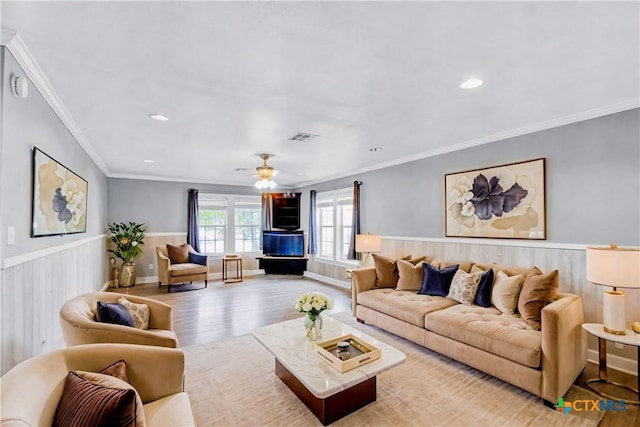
[107,222,146,287]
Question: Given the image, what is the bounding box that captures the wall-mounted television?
[262,230,304,257]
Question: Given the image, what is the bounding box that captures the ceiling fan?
[254,153,278,189]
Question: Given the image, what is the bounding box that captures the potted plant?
[107,222,146,287]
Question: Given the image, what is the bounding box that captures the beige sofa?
[0,343,195,426]
[352,263,586,404]
[60,292,179,348]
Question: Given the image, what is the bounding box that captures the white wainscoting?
[1,236,107,374]
[307,236,639,375]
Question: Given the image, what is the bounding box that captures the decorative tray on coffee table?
[314,334,381,373]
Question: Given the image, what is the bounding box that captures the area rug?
[183,312,604,426]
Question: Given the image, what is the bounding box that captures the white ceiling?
[2,1,639,188]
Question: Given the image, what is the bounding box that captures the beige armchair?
[0,343,195,427]
[60,292,179,348]
[156,244,209,292]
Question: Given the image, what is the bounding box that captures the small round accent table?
[582,323,639,404]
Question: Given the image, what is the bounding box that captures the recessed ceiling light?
[460,78,483,89]
[369,147,383,152]
[143,159,155,163]
[234,168,249,172]
[149,114,169,121]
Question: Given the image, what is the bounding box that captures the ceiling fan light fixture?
[254,154,278,190]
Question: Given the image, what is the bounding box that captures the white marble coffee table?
[253,314,405,425]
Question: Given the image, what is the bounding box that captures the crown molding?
[107,172,295,189]
[0,28,110,176]
[296,98,640,188]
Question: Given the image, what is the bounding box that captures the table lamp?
[355,234,382,268]
[586,245,640,335]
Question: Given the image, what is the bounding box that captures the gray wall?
[298,109,640,246]
[1,48,108,258]
[107,179,259,232]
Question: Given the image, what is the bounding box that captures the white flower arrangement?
[295,291,333,318]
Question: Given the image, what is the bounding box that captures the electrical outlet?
[614,342,624,350]
[149,264,154,270]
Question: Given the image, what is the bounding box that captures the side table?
[582,323,639,404]
[222,256,243,283]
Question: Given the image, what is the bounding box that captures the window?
[316,188,354,262]
[198,194,261,255]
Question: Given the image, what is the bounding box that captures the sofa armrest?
[351,267,376,316]
[540,293,586,402]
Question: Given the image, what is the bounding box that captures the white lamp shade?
[355,234,382,253]
[586,246,640,288]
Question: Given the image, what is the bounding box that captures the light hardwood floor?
[110,276,638,426]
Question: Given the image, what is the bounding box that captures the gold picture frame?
[445,158,546,239]
[31,147,88,237]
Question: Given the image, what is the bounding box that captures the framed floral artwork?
[445,158,546,239]
[31,147,88,237]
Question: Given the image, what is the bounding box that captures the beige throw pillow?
[396,259,424,291]
[517,267,559,330]
[491,270,524,314]
[447,269,483,305]
[118,296,150,330]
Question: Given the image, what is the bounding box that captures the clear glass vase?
[304,313,323,341]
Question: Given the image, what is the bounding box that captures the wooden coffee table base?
[275,359,377,425]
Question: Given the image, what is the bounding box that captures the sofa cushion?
[396,259,425,291]
[418,263,458,297]
[144,393,195,427]
[96,302,135,327]
[53,371,137,427]
[471,265,495,308]
[357,289,458,327]
[473,263,531,277]
[424,304,542,368]
[447,269,483,305]
[517,267,559,330]
[118,297,150,330]
[491,270,524,315]
[371,254,411,288]
[166,244,190,264]
[169,263,208,277]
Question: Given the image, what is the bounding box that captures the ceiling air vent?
[289,132,319,142]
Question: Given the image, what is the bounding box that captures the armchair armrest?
[156,249,171,283]
[351,267,376,316]
[540,293,586,402]
[62,344,186,403]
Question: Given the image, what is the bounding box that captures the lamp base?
[603,290,626,335]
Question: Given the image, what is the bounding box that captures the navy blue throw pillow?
[418,263,459,296]
[189,251,208,266]
[474,268,495,307]
[96,302,135,327]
